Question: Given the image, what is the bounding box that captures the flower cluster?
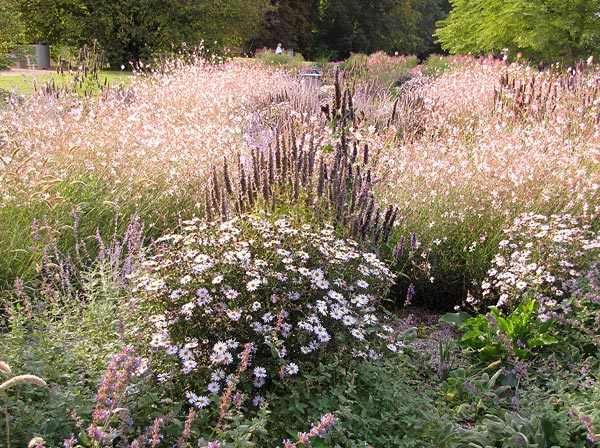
[479,213,600,314]
[88,346,149,445]
[129,213,397,411]
[282,413,338,447]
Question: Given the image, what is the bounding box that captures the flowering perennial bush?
[129,213,397,413]
[479,213,600,314]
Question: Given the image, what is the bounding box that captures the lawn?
[0,69,131,94]
[0,52,599,447]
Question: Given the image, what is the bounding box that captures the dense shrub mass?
[130,213,397,414]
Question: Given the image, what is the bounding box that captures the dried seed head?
[0,375,47,393]
[223,157,233,195]
[0,361,11,374]
[28,437,46,448]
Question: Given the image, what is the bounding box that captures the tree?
[435,0,600,62]
[411,0,451,58]
[251,0,320,55]
[313,0,450,60]
[19,0,84,44]
[197,0,272,52]
[0,0,25,68]
[18,0,271,68]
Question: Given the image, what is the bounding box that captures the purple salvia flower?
[393,236,405,258]
[406,283,415,306]
[297,432,311,446]
[62,435,77,448]
[410,232,418,250]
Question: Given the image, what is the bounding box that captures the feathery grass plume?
[27,437,46,448]
[0,362,11,374]
[0,375,47,392]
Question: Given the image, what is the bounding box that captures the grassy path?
[0,68,131,93]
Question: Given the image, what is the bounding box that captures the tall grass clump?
[337,51,418,89]
[0,47,303,297]
[372,58,600,309]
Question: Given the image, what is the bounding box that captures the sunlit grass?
[0,69,131,94]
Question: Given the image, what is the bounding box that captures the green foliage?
[14,0,452,66]
[442,299,558,363]
[442,366,516,422]
[0,0,24,67]
[255,50,306,69]
[18,0,271,69]
[252,0,320,57]
[436,0,600,62]
[314,0,449,59]
[547,262,600,360]
[522,359,600,446]
[457,412,559,448]
[387,211,502,310]
[0,169,175,312]
[0,363,47,448]
[266,354,453,447]
[0,261,129,447]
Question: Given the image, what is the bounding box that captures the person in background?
[275,43,283,55]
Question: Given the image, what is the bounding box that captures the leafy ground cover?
[0,51,599,447]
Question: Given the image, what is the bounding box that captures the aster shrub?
[441,213,599,364]
[477,213,600,314]
[129,212,398,417]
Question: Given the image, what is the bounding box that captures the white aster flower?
[253,366,267,378]
[286,363,299,375]
[207,382,220,393]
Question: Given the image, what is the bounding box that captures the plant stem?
[1,391,10,448]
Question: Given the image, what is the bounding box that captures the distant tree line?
[2,0,449,68]
[253,0,451,60]
[1,0,597,69]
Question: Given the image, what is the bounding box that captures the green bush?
[265,353,453,447]
[255,50,305,70]
[0,261,130,447]
[442,299,558,364]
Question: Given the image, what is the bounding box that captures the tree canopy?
[0,0,25,60]
[313,0,449,60]
[6,0,451,66]
[16,0,271,68]
[436,0,600,62]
